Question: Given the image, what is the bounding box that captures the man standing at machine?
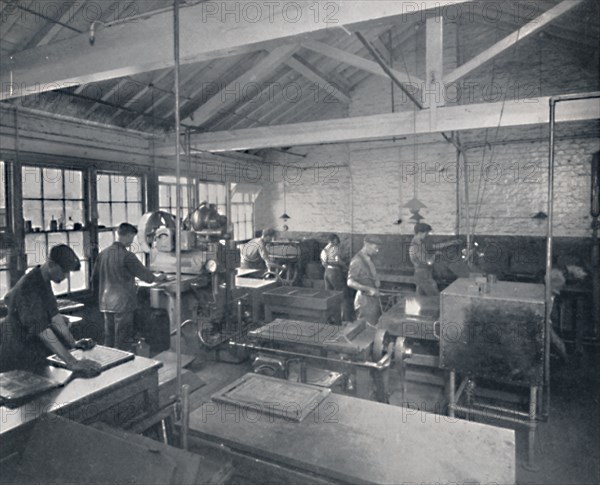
[409,223,462,296]
[347,236,382,326]
[321,233,351,322]
[239,228,282,275]
[93,223,167,351]
[0,244,100,376]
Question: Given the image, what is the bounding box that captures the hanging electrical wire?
[469,25,523,242]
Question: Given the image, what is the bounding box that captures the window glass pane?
[65,200,84,227]
[159,185,170,209]
[112,203,127,226]
[22,167,42,198]
[44,200,64,230]
[170,186,177,209]
[181,186,188,209]
[127,203,142,225]
[43,168,63,199]
[97,173,111,201]
[70,261,87,292]
[23,199,43,229]
[98,231,114,250]
[111,175,126,201]
[98,202,111,227]
[25,233,47,267]
[126,177,141,202]
[68,232,85,259]
[51,277,68,295]
[0,270,9,299]
[64,170,83,199]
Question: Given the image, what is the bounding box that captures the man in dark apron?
[347,235,382,326]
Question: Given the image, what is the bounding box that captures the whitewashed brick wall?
[254,15,599,239]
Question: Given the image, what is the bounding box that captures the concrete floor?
[181,348,600,485]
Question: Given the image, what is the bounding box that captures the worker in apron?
[320,233,351,322]
[347,235,382,326]
[0,245,99,376]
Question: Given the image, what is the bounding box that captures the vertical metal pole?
[173,0,182,399]
[527,385,538,470]
[543,99,556,418]
[12,108,25,280]
[181,383,190,450]
[448,370,456,418]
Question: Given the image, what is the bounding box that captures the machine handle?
[433,321,441,340]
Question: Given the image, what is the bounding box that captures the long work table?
[1,356,162,457]
[188,373,516,485]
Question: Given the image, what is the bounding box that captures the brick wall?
[254,12,599,239]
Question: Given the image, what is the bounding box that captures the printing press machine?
[377,275,548,468]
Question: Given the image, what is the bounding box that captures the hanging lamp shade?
[403,197,427,212]
[532,211,548,220]
[409,212,425,222]
[280,212,291,222]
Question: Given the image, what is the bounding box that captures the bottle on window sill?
[66,217,75,230]
[49,215,58,232]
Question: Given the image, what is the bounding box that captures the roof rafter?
[1,0,469,100]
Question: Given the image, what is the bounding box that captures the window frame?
[21,164,89,296]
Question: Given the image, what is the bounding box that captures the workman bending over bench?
[0,245,100,377]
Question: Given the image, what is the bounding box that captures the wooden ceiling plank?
[163,57,240,120]
[302,39,424,86]
[106,68,172,123]
[215,68,302,131]
[1,0,470,100]
[285,55,351,103]
[445,0,584,84]
[185,44,299,127]
[126,63,207,127]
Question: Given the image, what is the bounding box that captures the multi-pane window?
[231,191,254,241]
[22,166,88,294]
[0,161,10,297]
[97,172,144,260]
[158,175,195,217]
[198,181,226,215]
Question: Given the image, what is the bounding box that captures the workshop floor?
[182,349,600,485]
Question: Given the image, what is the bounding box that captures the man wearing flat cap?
[0,244,101,376]
[409,223,462,296]
[347,235,383,326]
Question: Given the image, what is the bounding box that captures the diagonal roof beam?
[127,64,206,128]
[154,94,600,153]
[27,0,88,48]
[285,55,351,104]
[302,39,424,87]
[355,31,423,109]
[1,0,468,100]
[445,0,584,83]
[107,69,172,123]
[185,44,299,127]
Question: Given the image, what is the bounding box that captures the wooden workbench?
[188,375,516,484]
[1,356,161,457]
